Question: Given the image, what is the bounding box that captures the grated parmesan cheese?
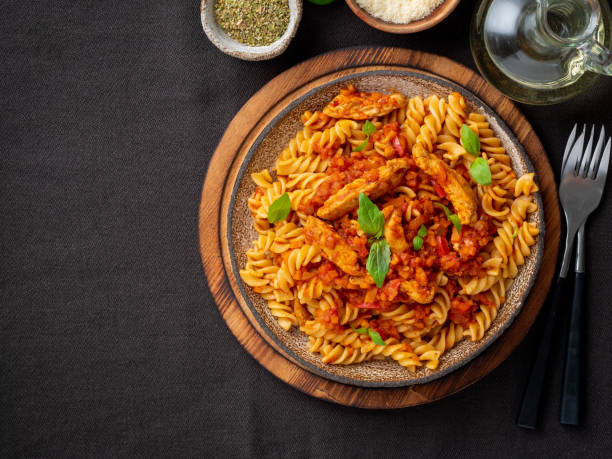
[355,0,444,24]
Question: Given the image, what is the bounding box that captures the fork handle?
[517,276,568,429]
[560,271,584,425]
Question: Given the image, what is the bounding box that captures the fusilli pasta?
[239,85,540,372]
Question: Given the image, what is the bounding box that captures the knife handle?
[560,271,584,426]
[517,276,567,429]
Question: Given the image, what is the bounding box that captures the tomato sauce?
[295,120,493,338]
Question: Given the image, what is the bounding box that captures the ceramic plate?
[226,70,544,387]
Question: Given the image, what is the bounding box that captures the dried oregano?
[215,0,290,47]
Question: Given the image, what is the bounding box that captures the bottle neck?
[516,1,565,58]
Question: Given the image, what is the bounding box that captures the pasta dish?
[239,85,539,371]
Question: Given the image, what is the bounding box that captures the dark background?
[2,1,612,457]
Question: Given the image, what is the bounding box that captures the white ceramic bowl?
[201,0,303,61]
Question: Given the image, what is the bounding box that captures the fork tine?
[578,125,596,176]
[561,123,578,174]
[587,126,606,179]
[563,128,585,179]
[595,136,611,186]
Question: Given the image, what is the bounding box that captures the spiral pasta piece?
[443,91,467,139]
[411,322,465,369]
[276,153,328,175]
[458,274,500,296]
[490,161,518,192]
[251,169,274,189]
[415,95,447,152]
[402,96,426,151]
[478,184,510,221]
[438,139,467,166]
[269,222,304,253]
[301,110,336,130]
[284,245,321,277]
[514,172,539,197]
[464,303,498,341]
[301,120,358,156]
[430,289,451,325]
[285,172,327,191]
[319,342,373,365]
[380,105,407,126]
[508,196,538,227]
[267,300,298,331]
[296,275,326,300]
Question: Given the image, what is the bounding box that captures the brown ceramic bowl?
[345,0,461,33]
[227,70,545,387]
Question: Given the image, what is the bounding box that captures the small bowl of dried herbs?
[201,0,302,61]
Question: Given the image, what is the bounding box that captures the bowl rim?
[344,0,461,33]
[200,0,303,61]
[226,68,545,388]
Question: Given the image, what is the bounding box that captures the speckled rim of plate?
[227,69,545,388]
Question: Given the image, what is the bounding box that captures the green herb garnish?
[267,192,291,223]
[353,139,368,152]
[414,224,427,250]
[413,236,424,251]
[352,326,386,346]
[449,214,462,233]
[362,120,376,136]
[434,202,451,216]
[353,120,377,152]
[470,157,492,186]
[368,328,386,346]
[461,124,480,156]
[434,203,462,233]
[357,193,384,238]
[366,239,390,288]
[358,192,390,287]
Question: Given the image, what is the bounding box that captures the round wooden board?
[199,47,561,408]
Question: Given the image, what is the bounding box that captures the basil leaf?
[357,193,384,238]
[368,328,386,346]
[449,214,462,233]
[417,224,427,238]
[353,122,376,151]
[267,192,291,223]
[434,202,451,217]
[461,124,480,156]
[353,139,368,152]
[353,326,386,346]
[362,120,377,136]
[413,235,423,251]
[434,203,461,232]
[366,239,390,288]
[470,157,492,186]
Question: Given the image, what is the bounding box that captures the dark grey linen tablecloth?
[2,1,612,457]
